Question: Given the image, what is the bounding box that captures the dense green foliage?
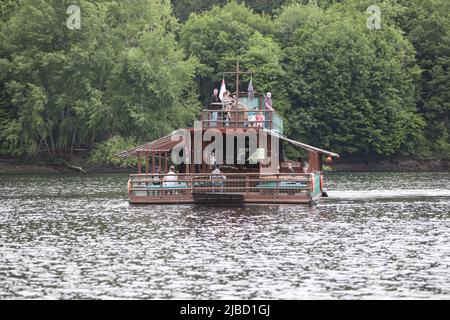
[171,0,290,21]
[0,0,199,159]
[0,0,449,164]
[273,3,423,156]
[88,135,137,167]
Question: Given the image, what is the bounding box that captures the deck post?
[145,152,149,174]
[158,153,162,172]
[275,173,279,202]
[164,153,168,173]
[137,154,142,174]
[152,153,156,173]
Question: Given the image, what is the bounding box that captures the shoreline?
[0,157,449,174]
[0,159,133,175]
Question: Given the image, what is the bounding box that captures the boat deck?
[128,172,323,205]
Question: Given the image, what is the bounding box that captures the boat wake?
[328,189,450,200]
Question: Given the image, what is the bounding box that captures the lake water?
[0,172,449,299]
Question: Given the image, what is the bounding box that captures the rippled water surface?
[0,172,449,299]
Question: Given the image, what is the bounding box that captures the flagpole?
[235,62,239,127]
[222,63,252,127]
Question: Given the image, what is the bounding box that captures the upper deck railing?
[201,104,284,134]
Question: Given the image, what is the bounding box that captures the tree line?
[0,0,448,165]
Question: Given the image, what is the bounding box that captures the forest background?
[0,0,448,170]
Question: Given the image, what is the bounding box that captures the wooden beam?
[145,152,149,174]
[137,154,142,174]
[164,153,168,173]
[152,153,156,173]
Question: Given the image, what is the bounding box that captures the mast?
[235,61,239,126]
[235,61,239,109]
[222,61,252,127]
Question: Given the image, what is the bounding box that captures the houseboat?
[118,64,340,205]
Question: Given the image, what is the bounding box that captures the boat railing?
[128,172,315,198]
[201,106,282,133]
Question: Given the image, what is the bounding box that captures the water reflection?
[0,172,449,299]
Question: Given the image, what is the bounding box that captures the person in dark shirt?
[211,88,221,104]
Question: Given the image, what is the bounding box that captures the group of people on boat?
[209,88,275,128]
[146,164,226,192]
[150,166,178,187]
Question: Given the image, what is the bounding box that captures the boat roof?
[116,133,180,158]
[117,128,340,159]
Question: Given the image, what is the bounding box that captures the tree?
[274,3,424,157]
[0,0,200,162]
[398,0,450,157]
[171,0,290,21]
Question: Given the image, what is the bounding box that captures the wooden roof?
[117,128,340,159]
[116,133,181,158]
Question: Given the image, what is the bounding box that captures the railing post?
[276,173,279,202]
[137,154,142,174]
[246,175,249,197]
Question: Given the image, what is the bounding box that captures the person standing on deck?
[264,92,274,111]
[222,91,234,124]
[264,92,274,129]
[210,89,221,128]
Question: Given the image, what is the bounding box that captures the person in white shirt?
[163,166,178,187]
[211,166,226,190]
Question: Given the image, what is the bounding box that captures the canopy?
[117,133,181,158]
[263,129,340,158]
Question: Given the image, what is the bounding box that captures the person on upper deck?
[210,88,221,106]
[265,92,274,111]
[248,107,257,127]
[222,91,234,125]
[222,91,234,111]
[264,92,274,129]
[255,112,265,128]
